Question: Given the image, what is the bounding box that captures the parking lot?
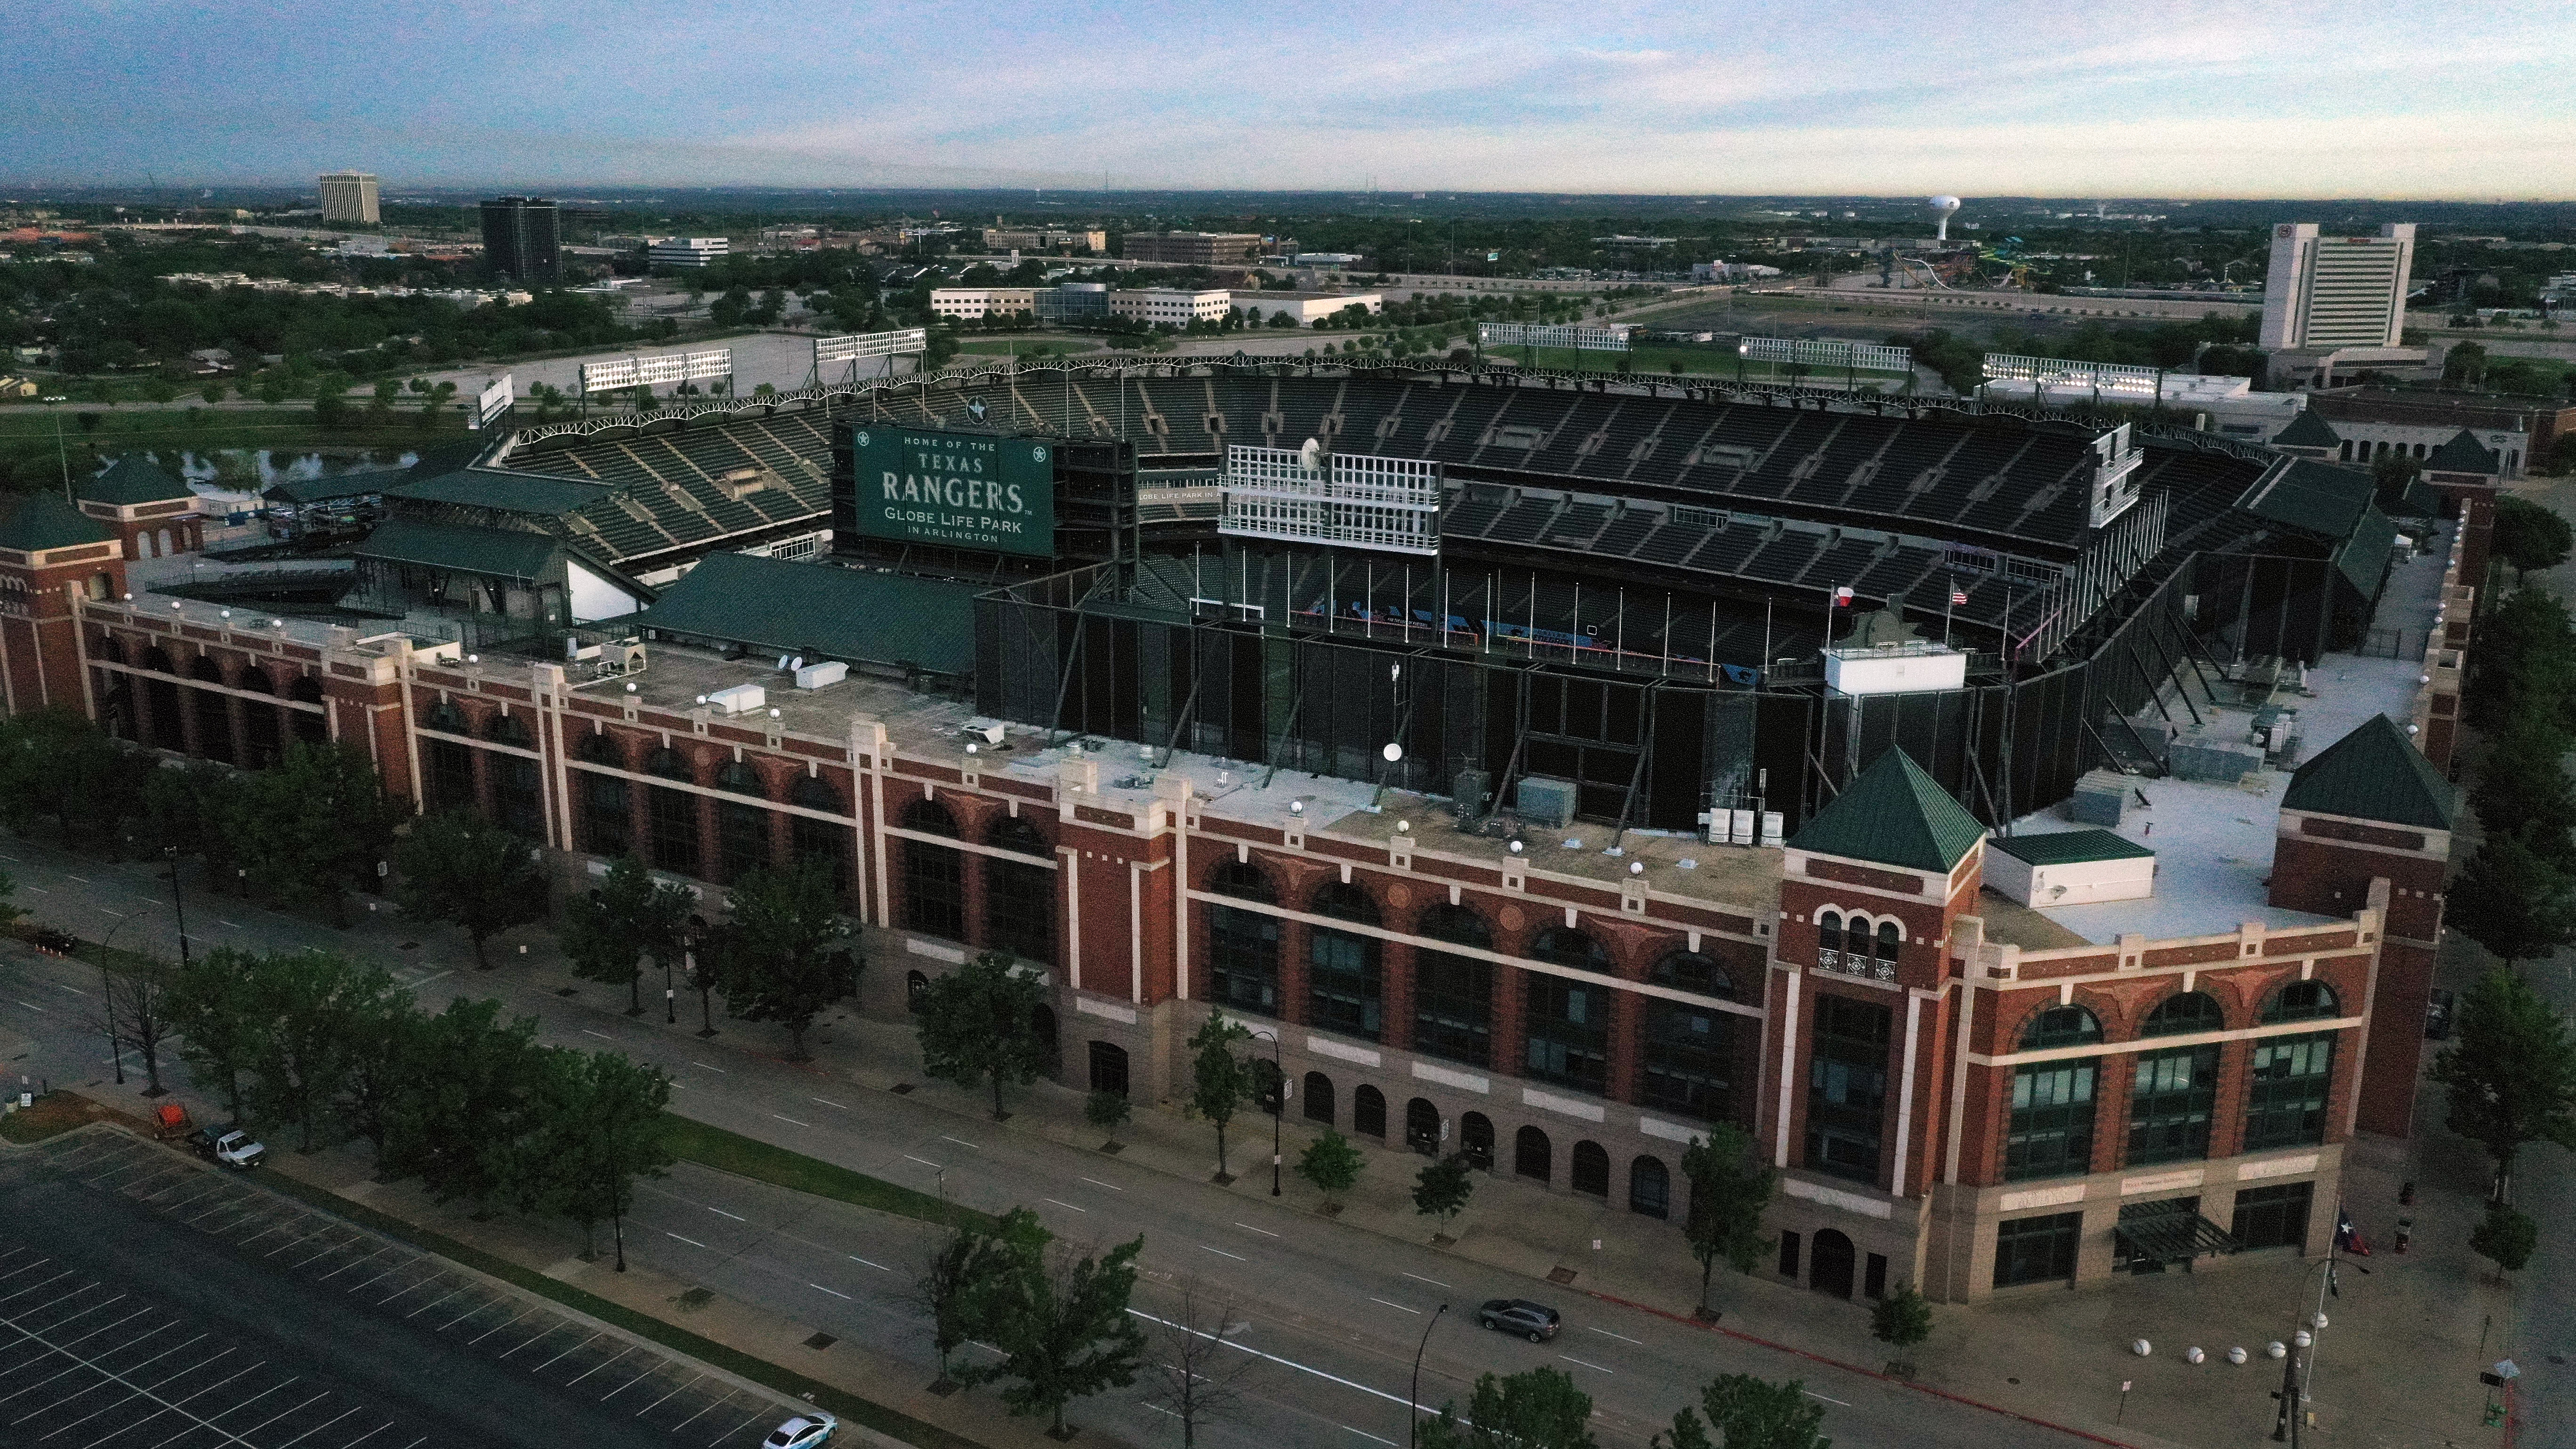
[1,1129,800,1449]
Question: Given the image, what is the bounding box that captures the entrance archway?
[1811,1229,1856,1299]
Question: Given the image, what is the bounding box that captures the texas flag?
[1832,586,1854,607]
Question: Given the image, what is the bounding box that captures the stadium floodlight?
[578,356,640,394]
[1981,353,2166,399]
[578,347,733,395]
[813,329,928,365]
[1738,337,1912,372]
[1220,445,1439,556]
[1477,322,1631,353]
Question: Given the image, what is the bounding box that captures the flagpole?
[1944,577,1955,645]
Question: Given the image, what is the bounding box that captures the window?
[190,659,235,765]
[1525,976,1610,1094]
[1642,998,1732,1121]
[498,755,545,842]
[1308,882,1383,1039]
[900,799,965,940]
[1032,1004,1057,1055]
[1413,906,1493,1066]
[2006,1061,2097,1180]
[1805,994,1892,1183]
[1353,1085,1387,1139]
[2232,1181,2314,1253]
[1864,1253,1888,1300]
[1303,1071,1335,1126]
[1405,1097,1440,1152]
[1570,1140,1610,1197]
[716,761,770,883]
[1531,926,1611,975]
[1778,1231,1802,1278]
[239,671,282,769]
[2128,1045,2221,1164]
[1650,951,1732,999]
[578,733,629,855]
[1088,1041,1129,1096]
[1514,1125,1551,1182]
[789,776,849,894]
[289,676,327,744]
[1815,910,1843,969]
[646,748,700,878]
[1628,1155,1669,1218]
[1207,861,1280,1015]
[2018,1004,2103,1050]
[985,816,1055,963]
[2142,990,2225,1036]
[2261,980,2341,1023]
[1994,1212,2083,1288]
[1461,1112,1495,1170]
[2243,1034,2335,1150]
[427,738,476,813]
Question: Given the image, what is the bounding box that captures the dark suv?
[1477,1298,1560,1342]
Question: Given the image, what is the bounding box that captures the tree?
[1142,1278,1264,1449]
[2493,496,2574,583]
[1295,1128,1364,1211]
[530,1049,674,1268]
[162,946,266,1119]
[971,1213,1148,1439]
[2470,1201,2538,1278]
[1660,1373,1831,1449]
[248,951,405,1151]
[1189,1014,1255,1183]
[2470,716,2576,861]
[1682,1126,1776,1318]
[1413,1152,1475,1240]
[98,955,174,1096]
[1870,1283,1932,1376]
[562,853,691,1014]
[334,994,424,1164]
[716,861,853,1060]
[2430,966,2576,1199]
[1084,1090,1131,1149]
[1418,1368,1597,1449]
[2447,836,2576,968]
[916,1212,1030,1391]
[226,742,405,924]
[384,996,548,1213]
[916,950,1052,1119]
[392,809,549,970]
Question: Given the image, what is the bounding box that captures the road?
[0,841,2089,1449]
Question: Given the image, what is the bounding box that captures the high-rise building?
[317,172,380,226]
[646,236,729,269]
[1120,231,1264,266]
[480,197,562,283]
[2260,223,2415,350]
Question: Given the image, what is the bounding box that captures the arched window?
[1531,926,1611,974]
[900,798,965,939]
[2261,980,2341,1023]
[189,656,235,765]
[1414,904,1493,1067]
[2018,1005,2104,1050]
[490,714,544,841]
[1642,997,1732,1121]
[1405,1097,1441,1152]
[985,815,1055,963]
[1207,859,1280,1015]
[577,731,630,856]
[1816,910,1843,965]
[1526,973,1610,1094]
[1875,919,1901,966]
[236,667,281,769]
[714,759,771,882]
[1352,1085,1386,1139]
[1651,951,1732,1000]
[1088,1041,1130,1096]
[1514,1125,1552,1182]
[1303,1071,1335,1126]
[1031,1003,1058,1055]
[789,775,849,896]
[2142,991,2225,1036]
[645,748,701,877]
[1571,1140,1610,1197]
[1461,1112,1495,1170]
[288,676,328,745]
[1628,1155,1670,1218]
[1308,882,1382,1040]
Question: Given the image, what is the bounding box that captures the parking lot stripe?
[708,1408,767,1448]
[234,1385,333,1437]
[634,1369,707,1416]
[565,1344,639,1386]
[596,1365,657,1403]
[315,1245,395,1282]
[269,1403,364,1448]
[334,1426,391,1449]
[400,1286,466,1320]
[465,1304,537,1347]
[667,1385,737,1432]
[531,1328,605,1371]
[0,1270,74,1306]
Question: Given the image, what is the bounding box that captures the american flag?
[1951,584,1970,606]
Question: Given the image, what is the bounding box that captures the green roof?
[355,518,562,580]
[388,467,608,516]
[2238,458,2374,541]
[0,491,114,552]
[638,553,982,676]
[80,455,193,506]
[1991,829,2155,866]
[266,470,400,506]
[1787,747,1988,873]
[2425,428,2499,476]
[2281,714,2456,830]
[2335,503,2399,600]
[2270,408,2341,450]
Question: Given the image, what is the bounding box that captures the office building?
[1109,287,1231,326]
[1228,290,1383,326]
[646,237,730,270]
[480,197,562,283]
[985,226,1107,254]
[317,172,380,226]
[2261,224,2415,351]
[1121,231,1264,266]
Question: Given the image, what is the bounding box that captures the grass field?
[660,1113,992,1232]
[957,338,1104,356]
[1482,342,1913,387]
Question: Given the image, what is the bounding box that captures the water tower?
[1928,195,1962,243]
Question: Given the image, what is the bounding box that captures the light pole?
[1409,1302,1449,1448]
[43,396,70,502]
[161,847,192,972]
[2272,1251,2340,1444]
[1247,1027,1284,1196]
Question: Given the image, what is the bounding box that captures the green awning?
[2114,1202,2240,1265]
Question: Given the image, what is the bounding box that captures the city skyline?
[9,1,2575,198]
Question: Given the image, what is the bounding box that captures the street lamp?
[96,906,164,1089]
[2272,1251,2342,1444]
[161,847,193,972]
[1409,1302,1449,1448]
[1245,1026,1285,1196]
[42,396,70,502]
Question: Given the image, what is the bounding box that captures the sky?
[12,0,2576,199]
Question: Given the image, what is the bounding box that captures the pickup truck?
[184,1125,266,1170]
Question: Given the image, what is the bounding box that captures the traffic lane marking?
[1402,1272,1450,1288]
[1585,1326,1642,1344]
[1042,1199,1087,1213]
[1368,1298,1418,1315]
[1558,1353,1614,1373]
[1079,1177,1124,1191]
[1198,1246,1248,1262]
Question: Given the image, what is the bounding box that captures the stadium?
[490,351,2407,837]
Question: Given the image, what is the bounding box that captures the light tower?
[1929,195,1962,244]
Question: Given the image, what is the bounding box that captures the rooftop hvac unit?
[706,683,765,715]
[1516,777,1578,830]
[794,660,848,690]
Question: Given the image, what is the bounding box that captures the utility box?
[1452,768,1492,817]
[1517,777,1578,829]
[707,683,765,715]
[1823,642,1967,696]
[2068,770,2128,826]
[1986,829,2156,907]
[794,660,848,690]
[2169,730,2262,783]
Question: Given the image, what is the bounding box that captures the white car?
[763,1414,837,1449]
